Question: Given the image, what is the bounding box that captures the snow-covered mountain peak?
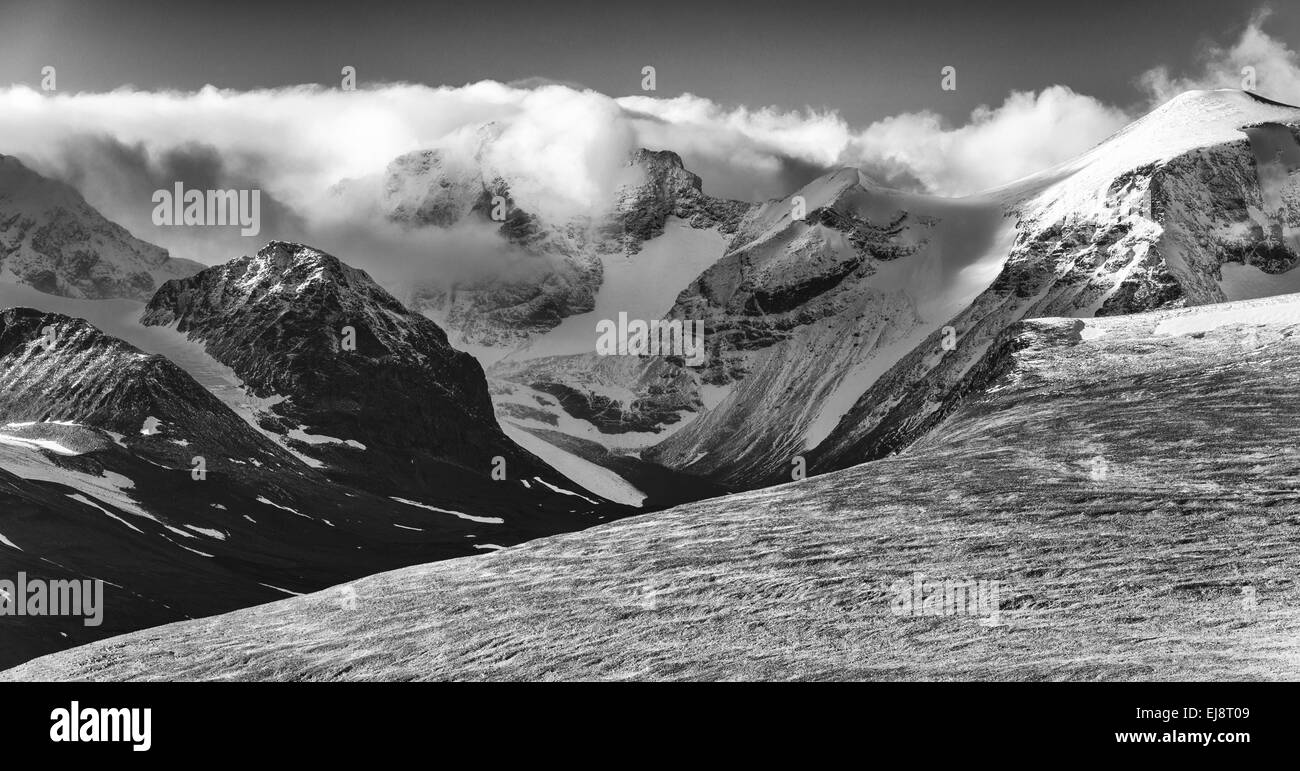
[613,148,750,245]
[173,241,415,325]
[542,90,1300,490]
[233,240,372,295]
[141,240,615,515]
[1084,88,1296,165]
[1004,89,1300,210]
[729,167,895,252]
[382,147,496,228]
[148,241,435,358]
[0,154,202,300]
[623,148,699,192]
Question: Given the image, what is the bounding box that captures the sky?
[0,0,1298,274]
[3,0,1298,124]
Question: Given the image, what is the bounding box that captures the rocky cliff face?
[0,307,294,469]
[377,139,749,349]
[809,90,1300,478]
[0,155,201,300]
[610,149,750,248]
[638,169,995,486]
[493,91,1300,491]
[140,241,602,509]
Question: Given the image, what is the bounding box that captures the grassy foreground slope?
[7,292,1300,681]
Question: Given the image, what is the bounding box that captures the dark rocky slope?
[11,292,1300,681]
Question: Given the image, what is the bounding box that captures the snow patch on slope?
[0,440,156,522]
[389,496,505,524]
[506,220,728,363]
[0,433,79,456]
[65,493,144,533]
[501,422,646,507]
[0,284,332,470]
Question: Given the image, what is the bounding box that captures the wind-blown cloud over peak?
[1139,8,1300,107]
[846,87,1131,196]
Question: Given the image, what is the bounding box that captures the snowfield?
[506,219,729,363]
[9,292,1300,681]
[501,423,646,506]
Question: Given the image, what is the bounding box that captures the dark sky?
[1,0,1295,124]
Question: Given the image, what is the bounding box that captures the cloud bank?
[0,9,1294,280]
[1139,8,1300,106]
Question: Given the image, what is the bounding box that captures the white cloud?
[622,86,1133,198]
[847,87,1131,196]
[1139,8,1300,106]
[0,10,1289,274]
[0,78,1132,244]
[618,93,853,169]
[0,82,640,223]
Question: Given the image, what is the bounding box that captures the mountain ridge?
[13,288,1300,681]
[0,155,202,300]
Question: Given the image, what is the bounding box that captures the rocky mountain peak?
[140,242,587,502]
[233,241,390,303]
[614,148,750,245]
[144,241,459,392]
[628,148,701,192]
[0,154,202,300]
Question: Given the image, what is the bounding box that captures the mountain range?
[436,89,1300,497]
[2,88,1299,677]
[12,288,1300,680]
